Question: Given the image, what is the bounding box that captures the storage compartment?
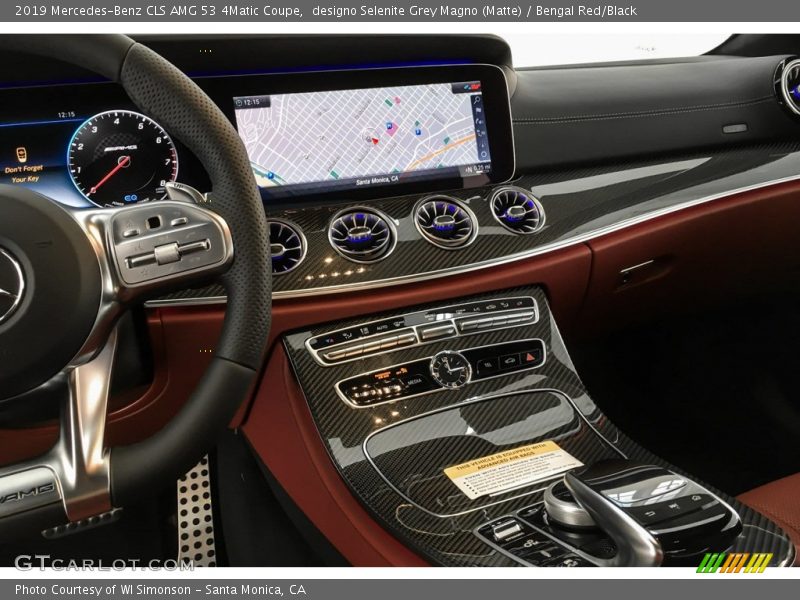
[364,390,621,516]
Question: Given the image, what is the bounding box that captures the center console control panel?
[477,512,595,567]
[336,339,545,408]
[476,460,744,567]
[307,296,538,366]
[284,286,795,567]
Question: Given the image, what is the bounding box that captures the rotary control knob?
[429,351,472,389]
[544,480,597,529]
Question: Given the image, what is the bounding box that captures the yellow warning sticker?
[443,441,583,500]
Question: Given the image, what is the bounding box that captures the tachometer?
[67,110,178,207]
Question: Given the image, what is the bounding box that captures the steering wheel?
[0,35,271,536]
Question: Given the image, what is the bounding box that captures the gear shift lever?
[561,460,742,566]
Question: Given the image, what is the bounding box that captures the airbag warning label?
[443,441,583,500]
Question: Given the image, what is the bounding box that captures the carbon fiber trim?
[153,143,800,304]
[282,286,795,567]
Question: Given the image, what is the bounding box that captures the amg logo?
[0,482,56,504]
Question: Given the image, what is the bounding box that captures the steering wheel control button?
[154,242,181,266]
[111,203,231,286]
[127,252,157,269]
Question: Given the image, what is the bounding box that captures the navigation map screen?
[233,81,491,197]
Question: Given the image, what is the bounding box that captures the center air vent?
[413,196,478,249]
[777,58,800,117]
[328,208,396,263]
[269,219,306,275]
[490,187,545,235]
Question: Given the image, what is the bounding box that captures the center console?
[282,286,795,567]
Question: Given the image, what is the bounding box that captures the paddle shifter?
[543,460,742,566]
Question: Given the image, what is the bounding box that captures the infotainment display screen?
[233,81,492,197]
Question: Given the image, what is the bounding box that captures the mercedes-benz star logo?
[0,247,25,324]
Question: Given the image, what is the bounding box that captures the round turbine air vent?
[413,196,478,249]
[328,207,396,263]
[777,58,800,116]
[490,186,545,234]
[269,219,306,275]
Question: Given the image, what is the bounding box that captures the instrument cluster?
[66,110,178,207]
[0,81,207,210]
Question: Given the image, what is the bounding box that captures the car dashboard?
[5,37,800,303]
[3,34,800,568]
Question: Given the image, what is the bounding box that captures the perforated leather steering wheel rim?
[0,34,271,525]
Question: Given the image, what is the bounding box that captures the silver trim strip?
[306,295,539,367]
[145,172,800,306]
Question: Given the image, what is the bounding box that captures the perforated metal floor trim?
[177,455,217,567]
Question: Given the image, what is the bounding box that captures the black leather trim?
[0,34,133,82]
[110,357,255,505]
[119,43,271,370]
[512,55,800,170]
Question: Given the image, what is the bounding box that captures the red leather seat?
[738,473,800,565]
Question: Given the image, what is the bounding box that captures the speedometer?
[67,110,178,207]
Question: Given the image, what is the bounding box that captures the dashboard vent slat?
[490,187,545,235]
[269,219,306,275]
[777,58,800,117]
[328,208,396,263]
[414,196,478,249]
